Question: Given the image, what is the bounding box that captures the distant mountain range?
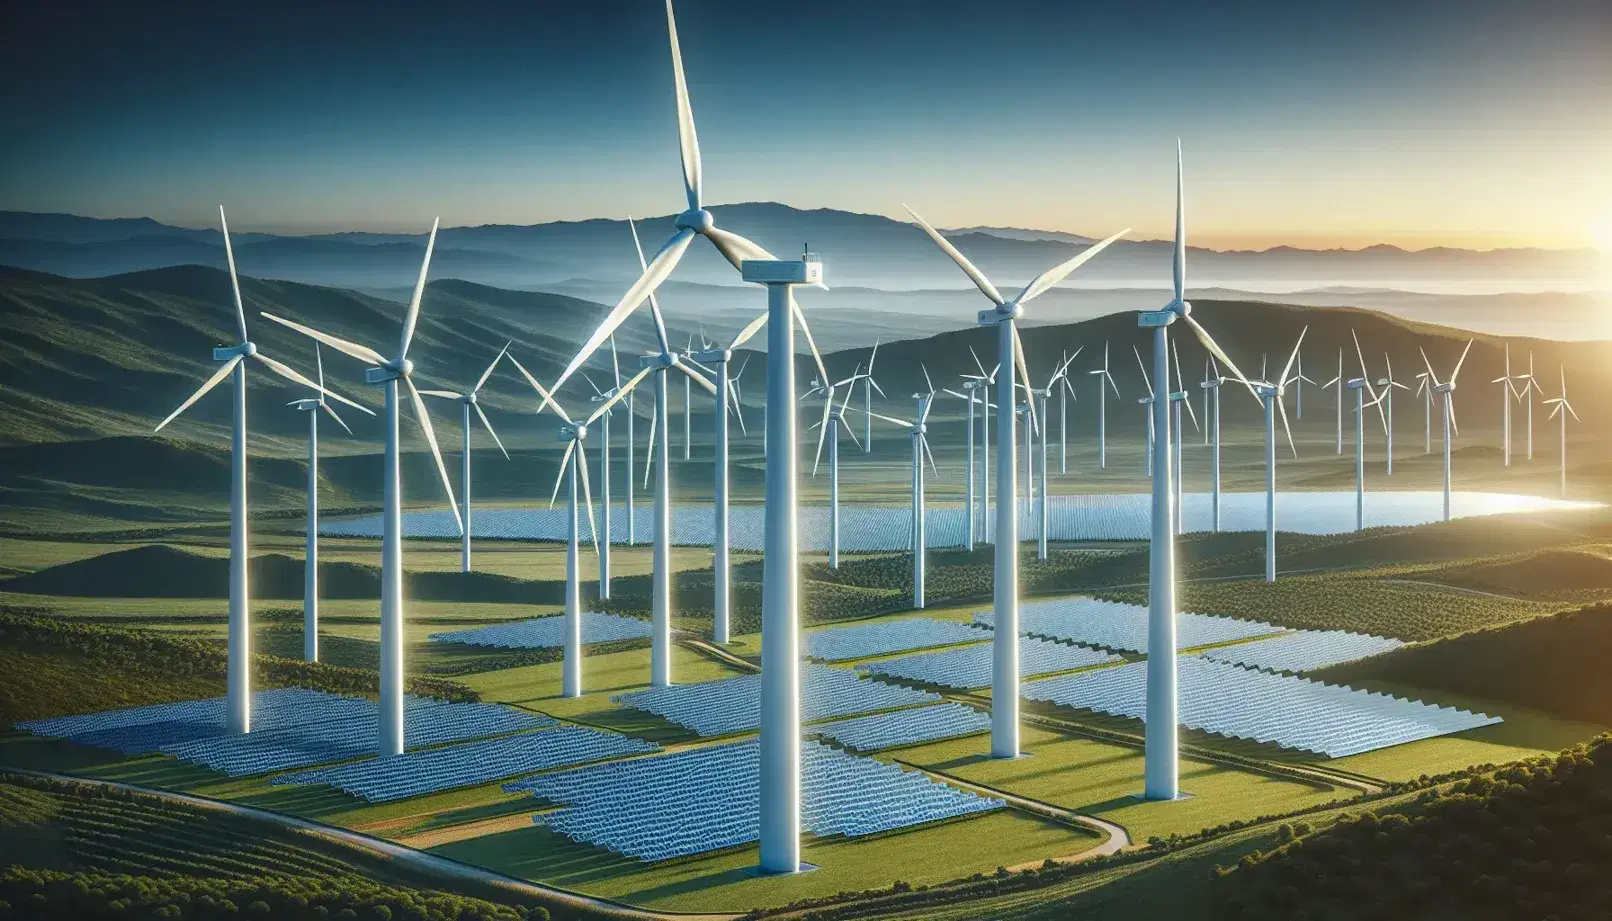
[3,205,1605,297]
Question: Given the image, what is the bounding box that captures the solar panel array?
[506,739,1002,861]
[805,618,986,662]
[1200,630,1405,674]
[859,636,1123,690]
[17,689,554,776]
[323,491,1594,548]
[811,703,990,752]
[430,611,652,648]
[975,596,1281,653]
[1022,657,1501,757]
[612,664,939,737]
[274,725,658,802]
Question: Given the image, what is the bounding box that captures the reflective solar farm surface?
[613,664,940,737]
[805,618,986,662]
[859,636,1123,690]
[431,611,653,648]
[811,703,991,752]
[507,739,1004,861]
[975,597,1283,653]
[322,491,1596,549]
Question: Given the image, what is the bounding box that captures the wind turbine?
[1322,347,1345,454]
[1518,351,1537,461]
[1253,329,1306,583]
[528,364,652,697]
[1493,343,1518,467]
[807,366,868,570]
[584,338,625,598]
[1419,340,1475,522]
[263,218,462,756]
[156,207,370,734]
[1346,376,1386,532]
[1542,366,1578,497]
[287,345,373,663]
[418,345,511,573]
[946,380,985,551]
[680,332,701,460]
[860,396,938,608]
[861,339,886,453]
[1033,351,1079,556]
[1169,340,1199,537]
[1054,347,1083,473]
[1415,371,1433,454]
[553,0,832,874]
[695,318,766,644]
[904,204,1126,761]
[1350,330,1386,467]
[1293,348,1317,419]
[1199,357,1224,531]
[1089,342,1120,468]
[963,347,1001,544]
[1134,344,1156,478]
[1373,353,1410,475]
[1137,143,1259,800]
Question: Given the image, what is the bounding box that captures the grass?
[430,810,1083,913]
[884,726,1351,844]
[0,647,222,727]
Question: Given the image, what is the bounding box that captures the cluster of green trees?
[1215,734,1612,920]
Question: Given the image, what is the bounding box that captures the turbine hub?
[574,424,588,441]
[465,391,478,405]
[914,423,927,436]
[675,209,714,233]
[397,358,414,377]
[240,340,257,357]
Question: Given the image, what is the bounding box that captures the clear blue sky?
[3,0,1609,249]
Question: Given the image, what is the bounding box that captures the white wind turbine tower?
[861,393,938,608]
[287,345,374,662]
[962,347,1001,543]
[1199,357,1225,531]
[1373,353,1410,475]
[1035,350,1081,556]
[551,0,834,873]
[694,318,766,644]
[418,345,511,573]
[1168,341,1199,537]
[1542,366,1578,497]
[156,207,370,734]
[904,205,1126,761]
[1293,348,1317,419]
[807,367,868,570]
[1322,347,1345,454]
[1055,347,1083,473]
[945,380,984,551]
[527,364,653,697]
[1089,342,1120,468]
[1133,344,1157,477]
[1346,376,1387,532]
[861,339,886,453]
[1349,330,1386,470]
[1517,351,1537,461]
[1137,144,1260,800]
[1254,328,1306,584]
[1415,371,1433,454]
[1419,340,1475,522]
[583,340,624,599]
[680,332,699,460]
[263,218,463,756]
[1493,343,1519,467]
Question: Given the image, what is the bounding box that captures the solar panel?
[804,618,986,662]
[430,611,652,649]
[612,664,940,737]
[1200,630,1404,674]
[1022,658,1501,757]
[811,703,991,752]
[858,637,1123,690]
[975,596,1281,653]
[506,739,1002,861]
[274,725,658,802]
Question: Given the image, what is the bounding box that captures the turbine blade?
[322,402,353,435]
[254,352,375,414]
[1182,313,1261,407]
[902,204,1004,305]
[1171,339,1185,397]
[1450,338,1474,383]
[922,435,938,475]
[507,354,575,426]
[1182,388,1200,432]
[261,313,387,366]
[664,0,702,211]
[584,372,604,397]
[970,345,989,379]
[610,335,622,390]
[474,403,510,461]
[705,225,775,271]
[406,376,462,536]
[1566,400,1580,423]
[1106,370,1120,399]
[1013,324,1038,435]
[415,389,463,400]
[474,342,511,393]
[867,338,880,374]
[1418,346,1439,386]
[1279,326,1308,390]
[840,415,862,451]
[399,218,440,361]
[791,295,830,388]
[154,355,242,431]
[551,440,576,508]
[676,359,718,397]
[315,342,324,391]
[1277,394,1296,459]
[558,228,695,395]
[578,441,599,556]
[1015,227,1129,306]
[587,366,654,425]
[859,408,914,428]
[628,217,674,357]
[643,404,657,489]
[728,309,769,350]
[219,206,248,342]
[812,397,831,476]
[1173,140,1186,303]
[1449,396,1460,437]
[922,363,935,395]
[1132,344,1153,397]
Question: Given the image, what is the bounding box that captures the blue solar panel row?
[858,636,1123,690]
[507,739,1002,861]
[430,611,653,649]
[18,689,369,755]
[274,725,659,802]
[1199,630,1404,674]
[975,596,1281,653]
[612,664,940,737]
[1022,658,1501,757]
[804,618,987,663]
[811,703,990,752]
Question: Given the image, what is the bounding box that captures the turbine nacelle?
[365,358,414,384]
[978,303,1025,325]
[640,352,681,371]
[214,341,256,360]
